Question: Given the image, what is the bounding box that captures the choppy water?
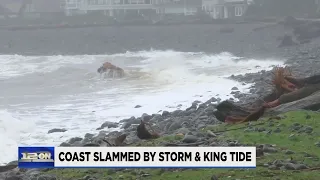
[0,50,285,164]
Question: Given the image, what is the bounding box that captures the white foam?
[0,50,285,164]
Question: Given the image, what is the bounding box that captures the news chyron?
[18,147,54,168]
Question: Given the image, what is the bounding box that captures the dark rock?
[168,122,182,132]
[162,111,170,117]
[231,87,239,90]
[141,113,152,122]
[119,116,135,123]
[47,128,67,134]
[256,148,264,157]
[284,163,308,170]
[98,121,118,130]
[150,114,162,123]
[304,126,313,134]
[315,142,320,147]
[182,135,198,143]
[84,133,94,139]
[68,137,83,144]
[263,146,277,153]
[59,142,71,147]
[134,105,142,108]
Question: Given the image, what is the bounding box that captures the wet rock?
[59,142,71,147]
[168,122,182,132]
[121,117,141,129]
[150,114,163,123]
[206,97,218,103]
[162,111,170,117]
[47,128,67,134]
[182,135,198,143]
[97,121,118,130]
[68,137,83,144]
[119,116,135,123]
[134,105,142,108]
[141,113,152,122]
[84,133,95,139]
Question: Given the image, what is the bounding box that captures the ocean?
[0,50,284,165]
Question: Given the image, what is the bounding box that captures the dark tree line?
[246,0,318,18]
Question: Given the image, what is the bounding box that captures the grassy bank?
[43,110,320,180]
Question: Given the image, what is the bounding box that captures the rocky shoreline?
[1,18,320,180]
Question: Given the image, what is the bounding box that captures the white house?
[62,0,202,16]
[63,0,155,16]
[202,0,248,19]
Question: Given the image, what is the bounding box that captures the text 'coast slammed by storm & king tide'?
[18,147,256,168]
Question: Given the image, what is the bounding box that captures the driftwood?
[266,91,320,116]
[216,67,320,124]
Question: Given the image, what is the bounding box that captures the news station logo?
[18,147,55,168]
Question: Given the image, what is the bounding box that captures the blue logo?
[18,147,55,168]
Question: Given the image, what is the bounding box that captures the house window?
[235,6,243,16]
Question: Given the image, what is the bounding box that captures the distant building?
[0,0,63,18]
[63,0,155,16]
[62,0,202,16]
[202,0,248,19]
[153,0,202,16]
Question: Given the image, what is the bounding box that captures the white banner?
[54,147,256,168]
